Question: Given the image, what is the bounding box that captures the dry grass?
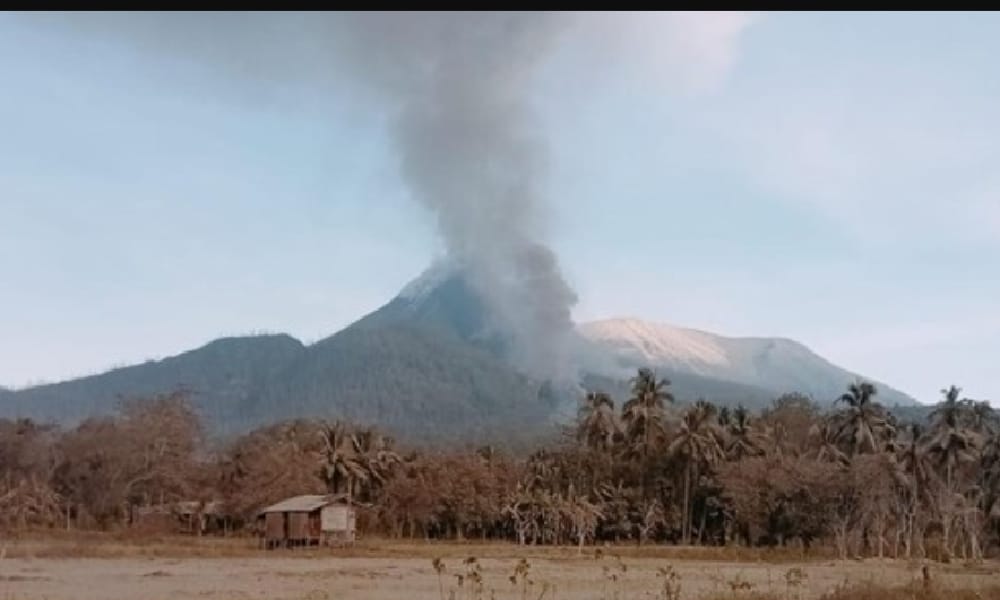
[0,530,261,559]
[826,582,1000,599]
[0,530,842,562]
[701,581,1000,600]
[1,533,998,599]
[424,555,1000,600]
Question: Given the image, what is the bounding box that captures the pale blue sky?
[1,12,997,404]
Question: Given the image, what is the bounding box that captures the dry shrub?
[700,582,1000,600]
[594,543,836,563]
[700,595,778,600]
[817,581,1000,600]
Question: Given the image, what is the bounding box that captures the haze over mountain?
[0,264,917,441]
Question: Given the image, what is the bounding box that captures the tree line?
[1,371,998,561]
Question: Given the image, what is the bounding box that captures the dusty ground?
[1,538,998,599]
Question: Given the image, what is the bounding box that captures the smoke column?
[27,12,589,378]
[13,10,757,387]
[329,13,579,378]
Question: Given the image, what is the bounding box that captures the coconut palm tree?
[981,432,1000,486]
[927,386,982,491]
[526,449,558,492]
[931,385,969,430]
[926,420,981,493]
[717,406,732,428]
[763,421,792,458]
[668,401,724,544]
[577,391,618,452]
[622,369,673,442]
[352,426,401,501]
[895,424,934,557]
[924,389,986,558]
[968,401,999,436]
[621,368,673,498]
[317,421,367,500]
[724,405,765,461]
[808,420,849,466]
[897,425,933,494]
[832,381,893,456]
[980,432,1000,530]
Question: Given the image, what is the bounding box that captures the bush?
[700,581,1000,600]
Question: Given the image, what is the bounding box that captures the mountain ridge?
[578,316,913,407]
[0,266,918,439]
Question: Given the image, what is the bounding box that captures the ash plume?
[19,13,668,379]
[330,13,578,378]
[24,12,588,378]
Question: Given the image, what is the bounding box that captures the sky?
[0,12,997,404]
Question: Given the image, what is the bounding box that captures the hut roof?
[258,494,348,515]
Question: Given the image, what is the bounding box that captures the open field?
[1,536,999,600]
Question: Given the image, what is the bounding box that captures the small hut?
[257,494,355,549]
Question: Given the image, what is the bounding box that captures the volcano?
[0,263,917,442]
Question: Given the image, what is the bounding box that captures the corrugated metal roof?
[258,494,347,514]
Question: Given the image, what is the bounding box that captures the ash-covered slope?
[578,317,915,407]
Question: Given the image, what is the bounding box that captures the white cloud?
[684,38,1000,248]
[567,11,758,95]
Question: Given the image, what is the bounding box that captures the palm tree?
[317,421,367,501]
[968,401,999,436]
[926,428,980,558]
[621,368,673,498]
[763,421,792,458]
[526,449,557,492]
[924,387,985,558]
[808,420,849,466]
[981,431,1000,482]
[832,381,893,456]
[577,391,618,452]
[895,424,934,558]
[980,432,1000,527]
[352,426,401,501]
[927,386,982,491]
[931,385,969,430]
[668,401,724,544]
[725,405,765,461]
[897,425,933,493]
[717,406,732,428]
[926,420,981,493]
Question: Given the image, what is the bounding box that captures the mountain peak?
[397,259,462,301]
[578,316,915,406]
[579,318,731,371]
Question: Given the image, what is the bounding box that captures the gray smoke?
[328,13,578,378]
[22,12,580,378]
